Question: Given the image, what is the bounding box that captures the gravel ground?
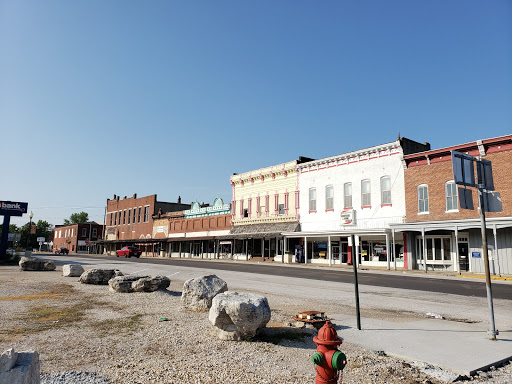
[1,266,511,384]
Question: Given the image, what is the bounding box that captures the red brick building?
[53,222,104,254]
[391,135,512,274]
[103,194,191,255]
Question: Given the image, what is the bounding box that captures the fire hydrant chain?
[311,321,346,384]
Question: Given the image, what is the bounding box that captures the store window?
[416,236,452,262]
[381,176,391,205]
[325,185,334,210]
[418,185,429,213]
[309,188,317,212]
[361,179,371,207]
[445,181,458,212]
[344,182,352,208]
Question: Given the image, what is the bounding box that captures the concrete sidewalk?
[331,313,512,376]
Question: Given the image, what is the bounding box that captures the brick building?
[103,194,191,255]
[163,197,232,258]
[53,222,104,254]
[391,135,512,274]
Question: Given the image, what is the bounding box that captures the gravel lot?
[1,265,511,383]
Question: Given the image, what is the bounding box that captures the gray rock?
[0,348,17,372]
[0,348,40,384]
[132,276,170,292]
[79,269,123,285]
[108,275,170,293]
[181,274,228,311]
[62,264,84,277]
[19,257,56,271]
[209,291,271,341]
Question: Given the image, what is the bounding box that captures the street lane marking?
[129,269,148,275]
[167,272,181,277]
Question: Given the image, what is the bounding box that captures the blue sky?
[1,1,511,227]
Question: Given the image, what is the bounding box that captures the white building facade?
[284,138,430,268]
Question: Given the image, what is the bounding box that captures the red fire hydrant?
[311,321,347,384]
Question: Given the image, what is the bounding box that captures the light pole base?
[487,329,499,340]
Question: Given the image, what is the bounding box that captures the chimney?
[133,193,137,199]
[113,194,117,199]
[124,196,127,199]
[177,196,181,204]
[116,195,120,201]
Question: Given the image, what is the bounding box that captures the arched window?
[325,185,334,210]
[445,181,458,211]
[309,188,317,212]
[418,185,429,213]
[380,176,391,205]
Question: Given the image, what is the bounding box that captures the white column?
[304,236,307,264]
[328,236,332,266]
[386,231,390,270]
[422,228,427,272]
[392,229,396,270]
[455,227,460,274]
[354,235,359,268]
[493,225,500,276]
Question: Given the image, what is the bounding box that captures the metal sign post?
[452,151,499,339]
[349,235,361,330]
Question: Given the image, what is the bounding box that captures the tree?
[18,220,54,250]
[63,212,89,225]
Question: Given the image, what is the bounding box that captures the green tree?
[63,212,89,225]
[18,220,54,250]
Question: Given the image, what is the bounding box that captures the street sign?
[37,237,45,242]
[85,239,89,245]
[30,224,37,234]
[0,201,28,217]
[452,151,476,187]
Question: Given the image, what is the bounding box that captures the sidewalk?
[332,313,512,377]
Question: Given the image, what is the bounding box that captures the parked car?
[116,246,141,258]
[55,247,69,255]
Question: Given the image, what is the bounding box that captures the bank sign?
[0,201,28,216]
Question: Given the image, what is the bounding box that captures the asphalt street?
[41,253,512,300]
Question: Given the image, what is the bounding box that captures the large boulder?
[209,292,271,341]
[181,274,228,311]
[108,275,170,293]
[0,348,40,384]
[62,264,84,277]
[79,269,123,285]
[132,276,170,292]
[19,257,56,271]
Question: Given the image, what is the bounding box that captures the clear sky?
[1,1,511,228]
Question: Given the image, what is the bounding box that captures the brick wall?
[169,214,231,234]
[405,149,512,222]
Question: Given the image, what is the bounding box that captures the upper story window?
[418,184,429,213]
[361,179,371,207]
[309,188,317,212]
[278,204,285,214]
[243,209,249,218]
[381,176,391,205]
[114,212,117,226]
[92,228,97,238]
[109,213,113,226]
[344,182,352,208]
[123,210,126,225]
[138,207,142,223]
[82,228,87,237]
[144,206,150,222]
[325,185,334,210]
[128,209,131,224]
[445,181,458,212]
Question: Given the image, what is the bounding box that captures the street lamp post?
[26,211,34,250]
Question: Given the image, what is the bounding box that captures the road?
[40,252,512,300]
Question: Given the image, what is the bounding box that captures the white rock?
[62,264,84,277]
[0,349,40,384]
[209,291,271,341]
[181,275,228,311]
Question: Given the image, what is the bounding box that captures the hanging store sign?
[341,208,355,225]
